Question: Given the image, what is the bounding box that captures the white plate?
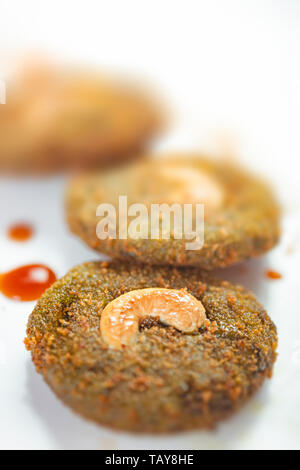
[0,0,300,450]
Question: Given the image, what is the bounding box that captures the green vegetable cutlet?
[25,261,277,433]
[66,155,280,269]
[0,65,163,173]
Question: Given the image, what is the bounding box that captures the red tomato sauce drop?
[7,223,34,242]
[0,264,57,301]
[265,269,282,280]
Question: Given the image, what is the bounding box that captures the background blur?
[0,0,300,449]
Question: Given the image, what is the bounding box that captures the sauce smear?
[8,223,34,242]
[265,269,282,280]
[0,264,56,301]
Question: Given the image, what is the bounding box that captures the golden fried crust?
[66,156,281,269]
[0,65,163,173]
[25,261,277,433]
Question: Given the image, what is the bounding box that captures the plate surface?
[0,0,299,450]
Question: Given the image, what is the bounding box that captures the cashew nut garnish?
[100,288,207,350]
[159,164,224,210]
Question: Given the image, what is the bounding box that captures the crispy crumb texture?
[66,156,281,269]
[25,261,277,433]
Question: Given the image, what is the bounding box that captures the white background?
[0,0,300,450]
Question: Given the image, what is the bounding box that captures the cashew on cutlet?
[100,288,207,349]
